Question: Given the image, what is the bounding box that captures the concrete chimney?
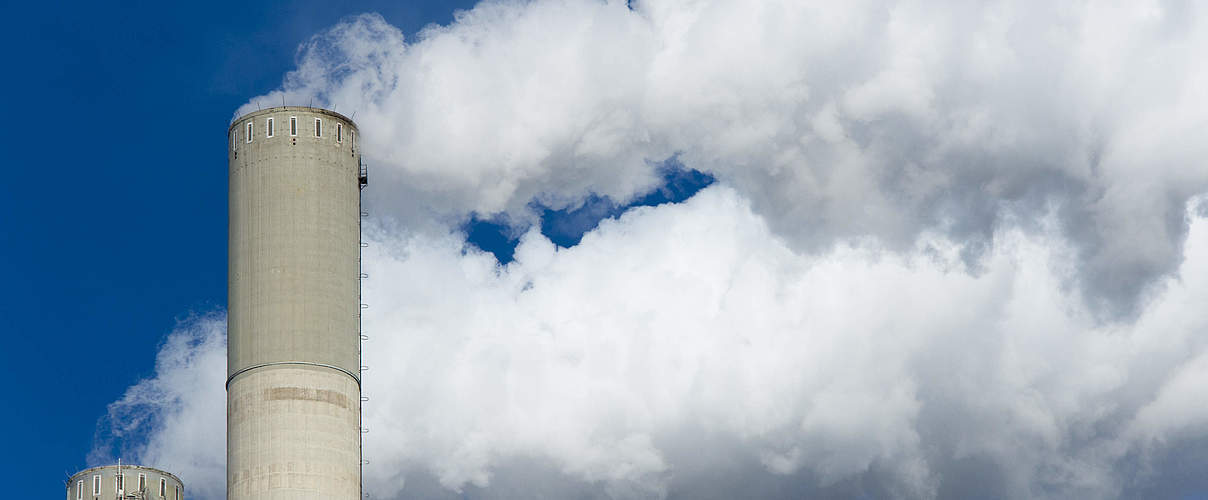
[227,106,365,499]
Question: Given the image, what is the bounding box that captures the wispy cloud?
[90,313,226,500]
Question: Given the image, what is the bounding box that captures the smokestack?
[227,106,365,499]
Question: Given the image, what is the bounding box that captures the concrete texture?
[228,106,363,500]
[227,366,362,498]
[67,465,183,500]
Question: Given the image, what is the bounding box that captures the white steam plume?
[95,194,1208,498]
[355,188,1208,499]
[90,314,226,500]
[88,1,1208,499]
[240,0,1208,316]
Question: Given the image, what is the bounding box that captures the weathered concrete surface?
[227,366,361,499]
[228,106,362,500]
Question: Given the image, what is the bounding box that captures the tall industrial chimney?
[227,106,365,499]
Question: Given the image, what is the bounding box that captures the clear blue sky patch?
[464,157,714,263]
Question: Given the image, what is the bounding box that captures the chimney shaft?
[227,106,363,499]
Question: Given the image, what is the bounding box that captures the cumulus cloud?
[240,0,1208,316]
[90,0,1208,498]
[97,192,1208,499]
[354,187,1208,499]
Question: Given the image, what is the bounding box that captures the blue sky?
[0,2,709,496]
[0,2,480,496]
[4,1,1208,499]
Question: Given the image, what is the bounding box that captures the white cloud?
[347,187,1208,498]
[95,189,1208,498]
[90,1,1208,498]
[239,0,1208,314]
[90,314,226,500]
